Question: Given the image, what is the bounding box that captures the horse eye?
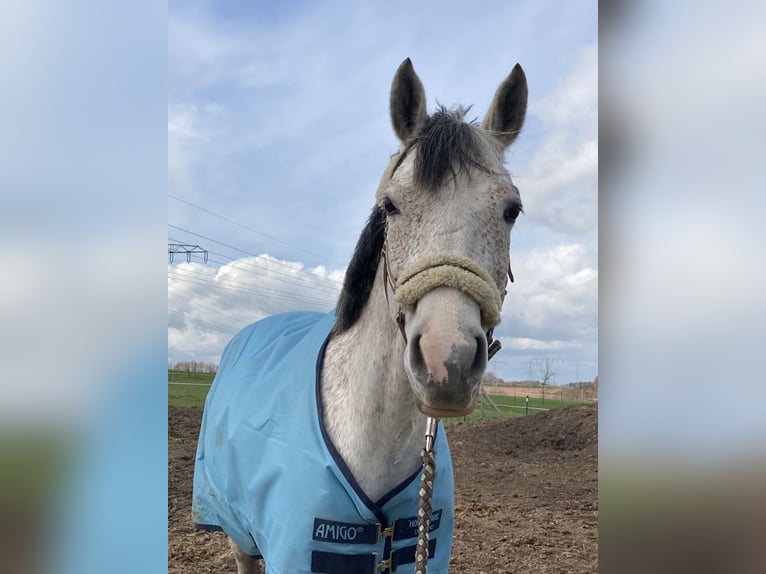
[503,203,523,223]
[382,197,400,216]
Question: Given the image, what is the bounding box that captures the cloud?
[168,15,288,97]
[167,3,599,264]
[168,242,597,375]
[500,242,597,349]
[168,103,211,199]
[521,44,598,235]
[168,254,345,364]
[532,45,598,128]
[167,9,397,266]
[503,337,581,352]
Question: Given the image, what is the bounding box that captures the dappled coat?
[192,310,455,574]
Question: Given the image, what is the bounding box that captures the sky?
[168,0,598,385]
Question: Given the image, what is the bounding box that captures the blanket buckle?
[376,523,395,544]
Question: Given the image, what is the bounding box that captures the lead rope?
[414,417,438,574]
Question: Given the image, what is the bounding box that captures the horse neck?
[321,263,426,502]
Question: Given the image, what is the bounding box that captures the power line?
[168,268,337,307]
[168,306,241,336]
[170,251,342,298]
[168,223,344,291]
[168,268,337,308]
[205,252,342,294]
[167,300,264,330]
[168,193,345,267]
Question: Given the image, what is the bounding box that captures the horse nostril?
[470,335,488,377]
[410,334,425,372]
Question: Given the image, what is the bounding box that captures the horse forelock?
[404,105,505,191]
[332,206,386,335]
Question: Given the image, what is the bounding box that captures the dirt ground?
[169,404,598,573]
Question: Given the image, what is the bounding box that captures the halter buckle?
[487,329,502,361]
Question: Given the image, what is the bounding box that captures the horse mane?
[332,205,386,335]
[333,107,501,334]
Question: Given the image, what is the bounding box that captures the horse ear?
[482,63,528,148]
[390,58,427,144]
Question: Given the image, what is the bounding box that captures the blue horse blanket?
[192,310,455,574]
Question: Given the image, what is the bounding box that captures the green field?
[169,371,592,416]
[452,392,586,423]
[168,370,216,407]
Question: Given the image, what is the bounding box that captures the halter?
[380,236,513,361]
[376,150,514,361]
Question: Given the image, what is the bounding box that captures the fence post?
[525,395,529,416]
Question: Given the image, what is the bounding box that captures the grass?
[489,392,584,410]
[168,370,216,384]
[168,370,215,408]
[446,395,580,424]
[445,392,589,423]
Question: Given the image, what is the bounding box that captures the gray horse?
[193,58,527,574]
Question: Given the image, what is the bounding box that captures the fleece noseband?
[380,239,512,361]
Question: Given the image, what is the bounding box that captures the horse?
[192,58,528,574]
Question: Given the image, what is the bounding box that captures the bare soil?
[169,404,598,573]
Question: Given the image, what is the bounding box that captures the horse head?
[335,58,527,419]
[381,58,527,418]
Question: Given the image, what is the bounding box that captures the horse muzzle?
[403,288,488,417]
[383,251,505,417]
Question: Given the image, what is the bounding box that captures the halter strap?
[380,238,408,342]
